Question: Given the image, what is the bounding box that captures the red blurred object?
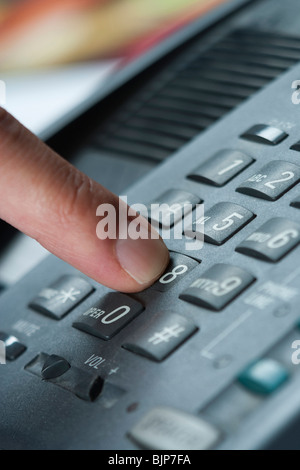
[0,0,102,39]
[121,0,228,65]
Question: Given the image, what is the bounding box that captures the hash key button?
[122,313,197,361]
[180,264,255,311]
[73,293,144,340]
[29,275,94,320]
[236,161,300,201]
[236,218,300,262]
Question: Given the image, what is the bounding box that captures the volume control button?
[41,354,71,380]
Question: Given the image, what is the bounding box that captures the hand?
[0,108,169,292]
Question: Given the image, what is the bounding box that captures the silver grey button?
[129,406,220,450]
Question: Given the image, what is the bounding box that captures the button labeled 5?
[185,202,255,245]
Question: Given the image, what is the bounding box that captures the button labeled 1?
[188,149,254,187]
[152,252,199,292]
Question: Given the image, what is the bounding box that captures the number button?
[236,218,300,262]
[180,264,255,311]
[188,149,254,187]
[185,202,255,245]
[72,293,144,340]
[236,161,300,201]
[152,252,199,292]
[147,189,202,229]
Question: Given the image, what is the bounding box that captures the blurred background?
[0,0,222,136]
[0,0,227,288]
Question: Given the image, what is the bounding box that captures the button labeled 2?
[236,161,300,201]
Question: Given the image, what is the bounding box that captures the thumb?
[0,108,169,292]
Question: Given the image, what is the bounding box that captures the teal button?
[238,359,289,395]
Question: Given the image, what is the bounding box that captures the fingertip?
[115,236,169,292]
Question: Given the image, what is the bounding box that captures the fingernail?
[116,235,169,286]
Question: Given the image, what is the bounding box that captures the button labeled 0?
[73,293,144,340]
